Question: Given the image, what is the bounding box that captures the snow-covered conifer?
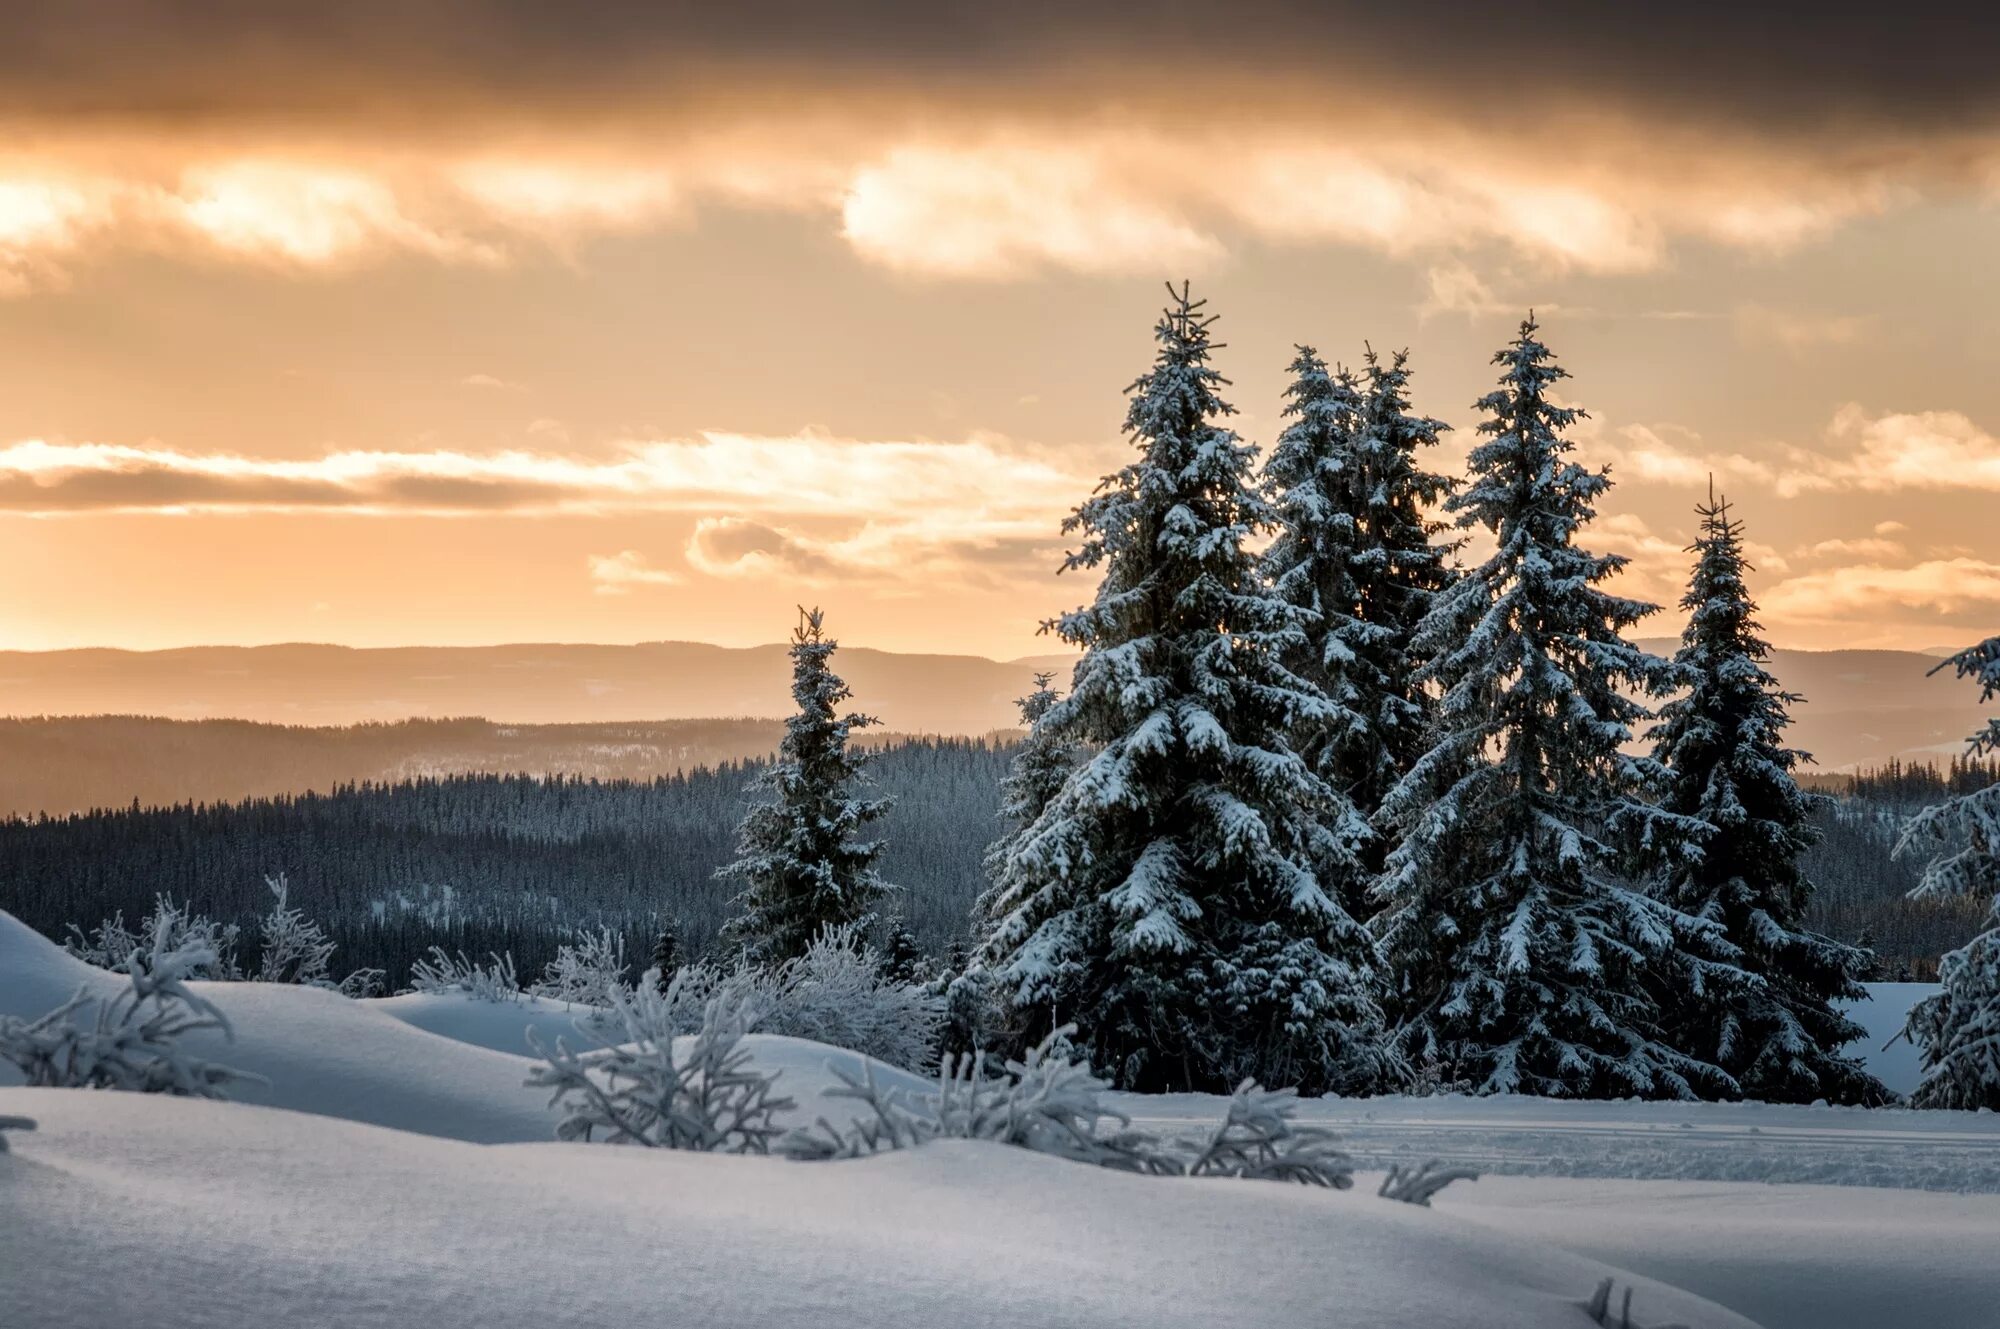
[979,284,1395,1095]
[650,923,682,995]
[879,920,929,986]
[718,608,893,966]
[1376,315,1727,1099]
[1648,492,1886,1104]
[1259,345,1456,906]
[1257,348,1375,910]
[1898,634,2000,1109]
[1349,345,1459,816]
[973,672,1074,936]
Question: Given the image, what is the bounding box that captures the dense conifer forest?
[2,735,1989,991]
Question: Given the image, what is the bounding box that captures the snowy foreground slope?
[5,912,1999,1328]
[0,1091,1755,1329]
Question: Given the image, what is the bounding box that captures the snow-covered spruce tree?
[1375,315,1729,1100]
[718,607,893,966]
[1897,634,2000,1109]
[978,284,1395,1096]
[1259,345,1456,910]
[1256,348,1376,913]
[1350,345,1459,818]
[973,672,1074,938]
[1648,492,1887,1105]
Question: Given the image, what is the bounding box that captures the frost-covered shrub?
[783,1025,1179,1172]
[65,896,242,980]
[526,968,795,1152]
[253,875,337,985]
[630,926,941,1072]
[530,926,629,1008]
[1377,1160,1480,1206]
[337,968,387,999]
[1,913,260,1097]
[784,1025,1350,1187]
[1182,1082,1353,1187]
[0,1115,33,1153]
[407,947,521,1002]
[759,926,942,1072]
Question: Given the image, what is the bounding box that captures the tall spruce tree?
[1258,348,1377,909]
[717,607,892,965]
[978,284,1395,1095]
[1649,490,1887,1105]
[1261,345,1456,914]
[1898,634,2000,1108]
[1376,315,1728,1100]
[1350,347,1458,837]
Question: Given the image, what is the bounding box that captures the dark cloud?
[5,2,1998,133]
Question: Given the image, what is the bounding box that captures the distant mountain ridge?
[0,638,1986,773]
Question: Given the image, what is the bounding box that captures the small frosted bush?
[407,947,521,1002]
[527,969,794,1152]
[253,875,337,985]
[531,926,629,1008]
[784,1024,1351,1187]
[2,912,261,1097]
[65,896,242,980]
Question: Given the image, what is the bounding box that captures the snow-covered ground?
[5,910,1998,1328]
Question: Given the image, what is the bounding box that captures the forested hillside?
[3,736,1991,991]
[0,738,1013,989]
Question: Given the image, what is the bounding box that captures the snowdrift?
[0,1089,1757,1329]
[0,911,929,1142]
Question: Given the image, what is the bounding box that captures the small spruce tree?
[650,923,681,995]
[978,284,1395,1095]
[1376,315,1728,1100]
[1648,490,1887,1104]
[1898,634,2000,1109]
[718,608,892,966]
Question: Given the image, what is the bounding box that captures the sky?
[0,2,1997,658]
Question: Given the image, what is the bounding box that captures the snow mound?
[1440,1176,2000,1329]
[0,1089,1758,1329]
[0,912,927,1142]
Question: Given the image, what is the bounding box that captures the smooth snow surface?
[0,1090,1756,1329]
[7,909,1998,1328]
[1438,1176,2000,1329]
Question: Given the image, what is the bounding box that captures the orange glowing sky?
[0,2,1997,657]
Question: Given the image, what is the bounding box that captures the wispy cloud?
[0,430,1092,519]
[1761,557,2000,624]
[587,549,680,593]
[1733,304,1871,354]
[1585,405,2000,499]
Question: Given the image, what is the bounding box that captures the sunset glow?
[0,3,1995,656]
